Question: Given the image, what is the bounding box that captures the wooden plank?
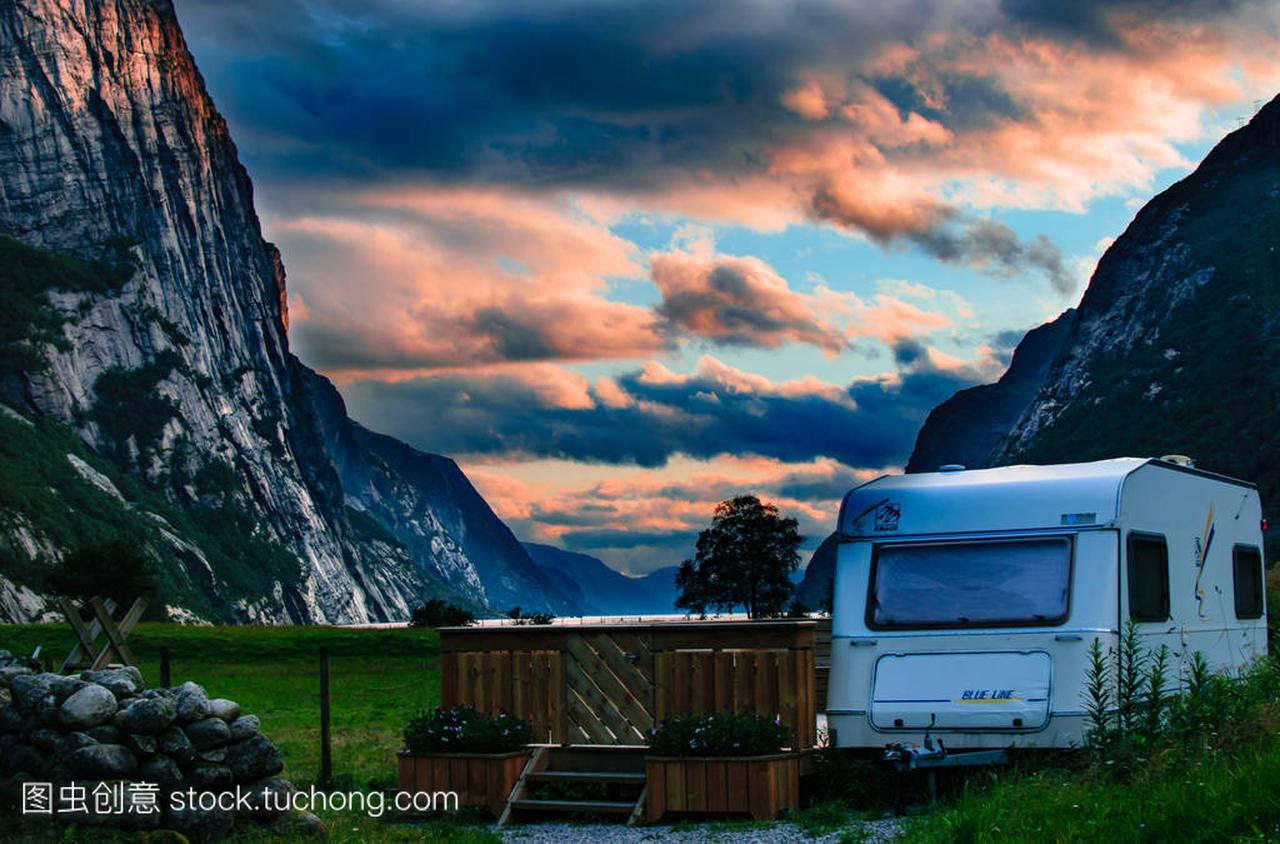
[732,651,752,714]
[779,651,797,745]
[627,784,647,827]
[59,597,101,672]
[440,620,815,655]
[706,759,728,812]
[713,651,732,712]
[497,745,547,826]
[665,759,686,812]
[413,755,432,794]
[686,758,706,812]
[566,658,631,743]
[582,633,655,719]
[645,763,666,822]
[609,631,654,684]
[726,760,747,813]
[567,636,652,739]
[690,652,714,715]
[567,686,617,744]
[432,757,450,793]
[801,647,816,749]
[441,652,459,707]
[548,651,567,743]
[671,651,692,715]
[89,597,139,669]
[653,650,672,722]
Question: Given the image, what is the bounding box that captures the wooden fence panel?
[438,620,816,748]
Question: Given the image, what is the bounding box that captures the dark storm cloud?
[340,347,979,469]
[999,0,1255,45]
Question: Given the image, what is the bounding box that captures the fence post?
[319,647,332,786]
[159,646,171,688]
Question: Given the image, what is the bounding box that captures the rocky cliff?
[906,309,1075,472]
[913,93,1280,523]
[0,0,574,622]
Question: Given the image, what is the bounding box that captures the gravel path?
[499,816,903,844]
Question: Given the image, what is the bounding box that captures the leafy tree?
[676,495,802,619]
[46,537,164,618]
[408,599,475,629]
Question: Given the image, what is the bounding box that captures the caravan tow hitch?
[883,718,1010,804]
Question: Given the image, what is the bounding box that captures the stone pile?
[0,649,309,838]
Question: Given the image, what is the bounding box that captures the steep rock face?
[916,94,1280,525]
[0,0,569,621]
[524,543,676,615]
[906,309,1075,472]
[299,368,578,615]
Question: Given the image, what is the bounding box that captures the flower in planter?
[649,712,789,757]
[403,706,532,754]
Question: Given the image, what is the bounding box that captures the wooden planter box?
[397,749,529,817]
[644,753,799,822]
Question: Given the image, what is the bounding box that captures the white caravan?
[827,457,1268,751]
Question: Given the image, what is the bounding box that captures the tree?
[675,495,802,619]
[408,599,475,628]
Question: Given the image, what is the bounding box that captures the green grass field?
[0,623,441,791]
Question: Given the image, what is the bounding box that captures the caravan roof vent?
[1160,454,1195,467]
[939,464,966,472]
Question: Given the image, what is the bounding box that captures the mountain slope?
[524,543,679,615]
[0,0,571,621]
[917,94,1280,527]
[906,309,1075,472]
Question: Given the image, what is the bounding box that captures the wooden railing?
[439,620,817,749]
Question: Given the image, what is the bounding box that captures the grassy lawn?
[0,623,441,790]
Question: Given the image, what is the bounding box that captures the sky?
[174,0,1280,575]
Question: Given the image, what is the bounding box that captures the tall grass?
[906,629,1280,843]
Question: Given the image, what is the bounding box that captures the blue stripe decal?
[873,699,951,703]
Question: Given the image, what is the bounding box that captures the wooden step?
[511,798,636,814]
[526,770,645,785]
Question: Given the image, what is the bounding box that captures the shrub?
[403,706,532,755]
[505,607,554,625]
[409,599,475,629]
[648,712,789,757]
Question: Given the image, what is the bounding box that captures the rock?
[80,667,145,700]
[6,742,45,776]
[207,698,240,722]
[48,675,88,702]
[164,799,236,840]
[56,731,98,756]
[139,753,184,787]
[160,725,196,765]
[64,743,138,779]
[294,811,328,838]
[228,714,260,741]
[0,665,34,688]
[184,717,231,750]
[0,707,24,734]
[9,674,51,712]
[28,727,60,752]
[238,777,294,820]
[60,684,118,729]
[143,688,174,700]
[186,763,234,790]
[85,724,122,744]
[126,732,159,755]
[175,683,210,723]
[121,696,177,735]
[196,748,226,763]
[226,733,283,781]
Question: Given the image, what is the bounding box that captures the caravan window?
[866,536,1072,630]
[1233,545,1264,620]
[1127,533,1169,622]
